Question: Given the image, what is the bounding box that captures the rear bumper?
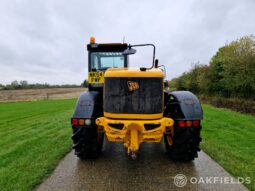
[96,117,174,154]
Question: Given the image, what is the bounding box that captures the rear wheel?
[72,126,104,159]
[164,126,202,161]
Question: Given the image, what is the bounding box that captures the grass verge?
[201,104,255,191]
[0,99,76,191]
[0,100,254,190]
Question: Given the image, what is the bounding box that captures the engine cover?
[104,76,163,115]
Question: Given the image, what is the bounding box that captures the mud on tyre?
[164,125,202,161]
[72,126,104,159]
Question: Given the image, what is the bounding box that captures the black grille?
[144,124,161,131]
[108,123,124,130]
[104,77,163,114]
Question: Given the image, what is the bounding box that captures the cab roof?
[87,43,128,52]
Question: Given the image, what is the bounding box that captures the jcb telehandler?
[71,37,203,161]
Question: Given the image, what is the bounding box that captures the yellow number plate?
[88,72,104,84]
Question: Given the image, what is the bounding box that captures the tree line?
[169,35,255,100]
[0,80,89,90]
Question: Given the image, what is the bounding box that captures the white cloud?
[0,0,254,84]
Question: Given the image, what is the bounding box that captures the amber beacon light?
[90,36,95,44]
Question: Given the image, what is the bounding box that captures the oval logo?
[127,81,139,91]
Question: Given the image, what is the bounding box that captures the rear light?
[85,119,91,126]
[71,118,78,125]
[71,118,91,126]
[186,121,193,127]
[79,119,85,125]
[193,120,200,126]
[178,121,186,128]
[177,120,201,128]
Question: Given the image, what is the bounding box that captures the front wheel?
[164,126,202,161]
[72,126,104,159]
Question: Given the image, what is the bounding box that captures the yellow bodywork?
[104,68,165,78]
[96,117,174,155]
[96,67,173,156]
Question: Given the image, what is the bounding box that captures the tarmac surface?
[36,139,248,191]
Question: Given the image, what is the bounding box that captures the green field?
[0,100,254,191]
[201,104,255,191]
[0,99,76,191]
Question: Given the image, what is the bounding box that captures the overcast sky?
[0,0,255,85]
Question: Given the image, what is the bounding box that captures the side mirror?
[155,59,159,68]
[123,47,136,55]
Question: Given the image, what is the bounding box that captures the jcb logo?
[127,81,139,91]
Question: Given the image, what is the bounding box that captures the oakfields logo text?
[174,174,251,187]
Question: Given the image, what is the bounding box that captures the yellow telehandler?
[71,37,203,160]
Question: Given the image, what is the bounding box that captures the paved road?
[36,140,248,191]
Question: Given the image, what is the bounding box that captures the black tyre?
[72,126,104,159]
[164,126,202,161]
